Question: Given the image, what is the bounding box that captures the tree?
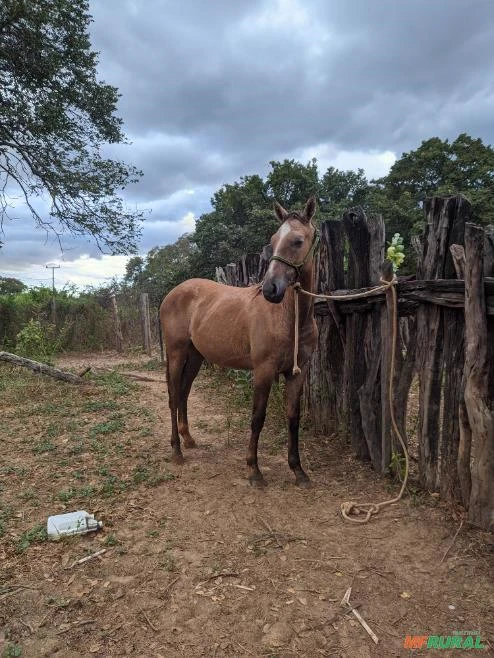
[266,159,319,208]
[126,235,195,305]
[0,276,26,294]
[319,166,370,217]
[124,256,145,287]
[0,0,143,253]
[373,134,494,228]
[192,174,275,278]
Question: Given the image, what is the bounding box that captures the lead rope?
[292,284,302,376]
[293,276,409,523]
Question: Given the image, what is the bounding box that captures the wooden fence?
[216,195,494,531]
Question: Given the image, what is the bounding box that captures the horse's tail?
[158,305,165,365]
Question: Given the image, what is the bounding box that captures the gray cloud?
[89,0,494,200]
[4,0,494,283]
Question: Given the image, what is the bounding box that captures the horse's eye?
[292,239,304,248]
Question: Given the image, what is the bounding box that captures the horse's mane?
[285,211,303,221]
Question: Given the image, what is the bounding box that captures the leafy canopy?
[126,132,494,297]
[124,235,195,305]
[0,276,26,295]
[0,0,143,252]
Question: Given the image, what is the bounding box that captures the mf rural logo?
[404,631,485,650]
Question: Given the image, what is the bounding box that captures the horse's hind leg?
[178,344,203,448]
[247,366,274,487]
[285,365,311,487]
[166,347,189,464]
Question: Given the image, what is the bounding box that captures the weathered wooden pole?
[462,223,494,530]
[416,195,470,492]
[303,219,345,435]
[355,213,386,471]
[379,259,395,474]
[110,294,124,353]
[341,208,373,461]
[139,292,152,356]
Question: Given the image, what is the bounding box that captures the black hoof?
[249,475,267,488]
[171,452,185,465]
[296,475,311,488]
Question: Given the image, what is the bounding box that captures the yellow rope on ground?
[293,276,409,523]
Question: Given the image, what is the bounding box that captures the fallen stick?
[439,519,464,564]
[0,584,40,601]
[161,576,180,596]
[0,351,87,384]
[340,587,379,645]
[91,366,163,383]
[67,549,106,569]
[56,619,96,635]
[197,572,239,586]
[139,607,160,632]
[258,517,283,548]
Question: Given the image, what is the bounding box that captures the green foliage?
[320,167,370,216]
[17,523,48,553]
[104,533,119,546]
[125,235,195,304]
[389,450,407,482]
[192,173,275,279]
[14,318,65,363]
[0,277,26,295]
[3,644,22,658]
[0,285,146,353]
[0,0,142,252]
[266,159,319,207]
[184,133,494,280]
[0,503,13,537]
[373,133,494,227]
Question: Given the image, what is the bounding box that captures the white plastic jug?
[47,511,102,540]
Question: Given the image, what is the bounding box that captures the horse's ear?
[303,196,317,223]
[273,200,288,223]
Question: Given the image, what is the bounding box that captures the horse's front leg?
[247,368,274,487]
[285,365,311,487]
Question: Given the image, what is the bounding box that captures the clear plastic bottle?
[47,511,102,540]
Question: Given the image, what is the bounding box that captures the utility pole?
[45,262,60,325]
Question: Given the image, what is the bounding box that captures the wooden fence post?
[416,195,470,491]
[110,294,124,353]
[463,223,494,530]
[356,213,386,470]
[342,207,373,461]
[304,220,345,433]
[139,293,152,356]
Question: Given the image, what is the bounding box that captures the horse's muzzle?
[262,280,285,304]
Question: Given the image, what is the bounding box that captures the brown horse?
[159,196,319,486]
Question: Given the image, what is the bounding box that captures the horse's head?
[262,196,318,304]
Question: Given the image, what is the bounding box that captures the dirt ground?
[1,352,493,657]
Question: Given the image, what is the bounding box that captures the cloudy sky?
[2,0,494,288]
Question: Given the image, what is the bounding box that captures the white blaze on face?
[266,221,293,277]
[273,222,292,257]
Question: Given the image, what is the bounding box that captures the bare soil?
[1,352,493,658]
